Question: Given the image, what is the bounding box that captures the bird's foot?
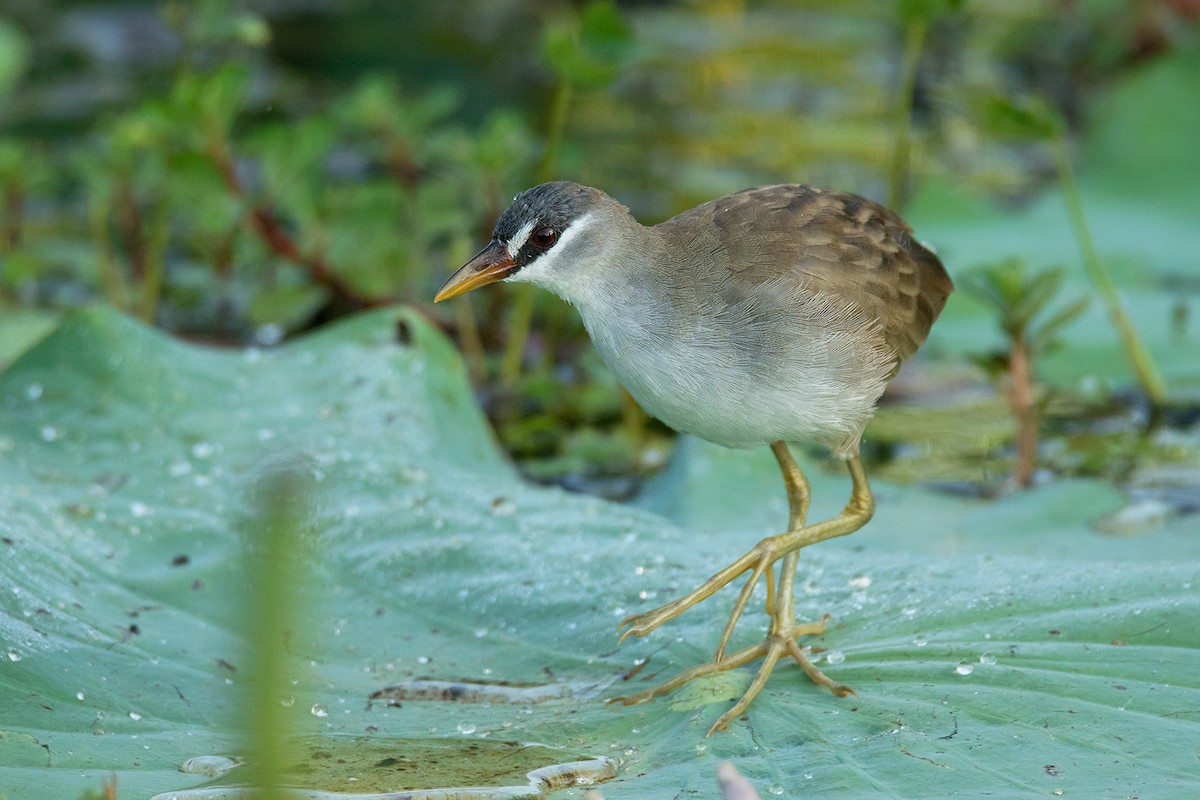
[618,537,781,655]
[609,617,855,735]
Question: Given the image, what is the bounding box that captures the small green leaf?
[169,64,249,145]
[1007,267,1065,332]
[541,0,632,89]
[0,18,30,98]
[1029,295,1090,353]
[960,259,1085,355]
[974,91,1063,141]
[579,0,633,58]
[246,280,328,330]
[899,0,964,25]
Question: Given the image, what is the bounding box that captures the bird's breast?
[575,285,896,453]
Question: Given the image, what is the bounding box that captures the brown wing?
[659,184,954,364]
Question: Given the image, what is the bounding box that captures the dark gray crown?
[493,181,601,244]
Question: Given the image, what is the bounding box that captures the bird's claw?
[618,538,779,653]
[610,624,853,736]
[617,598,692,642]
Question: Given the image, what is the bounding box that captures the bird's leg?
[617,441,813,649]
[716,441,810,659]
[762,441,811,620]
[612,450,873,734]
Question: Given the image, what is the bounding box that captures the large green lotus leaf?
[2,307,1198,800]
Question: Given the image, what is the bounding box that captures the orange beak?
[434,241,517,302]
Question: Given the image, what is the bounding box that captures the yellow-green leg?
[612,443,874,734]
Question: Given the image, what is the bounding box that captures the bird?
[434,181,953,734]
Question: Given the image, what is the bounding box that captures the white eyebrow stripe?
[506,212,595,291]
[506,220,536,257]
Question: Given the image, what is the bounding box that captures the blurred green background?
[2,3,1200,798]
[1,0,1198,496]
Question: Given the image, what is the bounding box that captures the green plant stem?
[89,196,129,311]
[534,81,573,184]
[887,18,926,212]
[454,294,488,386]
[499,284,537,389]
[2,182,22,251]
[243,470,310,800]
[1051,134,1167,408]
[138,203,169,324]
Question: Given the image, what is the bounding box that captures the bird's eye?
[531,226,558,248]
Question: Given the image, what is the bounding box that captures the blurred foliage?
[970,88,1167,406]
[0,0,1197,490]
[0,0,538,342]
[963,260,1089,361]
[961,259,1088,487]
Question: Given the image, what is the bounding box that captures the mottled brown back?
[658,185,954,367]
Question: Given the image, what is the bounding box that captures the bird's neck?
[541,216,671,313]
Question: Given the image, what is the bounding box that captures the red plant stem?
[210,142,382,310]
[1008,340,1038,488]
[115,182,148,283]
[384,134,421,190]
[3,184,22,249]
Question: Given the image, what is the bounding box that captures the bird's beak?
[434,241,517,302]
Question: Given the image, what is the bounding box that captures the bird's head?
[434,181,623,303]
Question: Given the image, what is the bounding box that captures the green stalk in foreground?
[241,468,313,799]
[887,17,927,212]
[1051,133,1168,408]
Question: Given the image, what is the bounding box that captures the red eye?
[532,226,558,248]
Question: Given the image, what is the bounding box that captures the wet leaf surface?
[2,306,1198,799]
